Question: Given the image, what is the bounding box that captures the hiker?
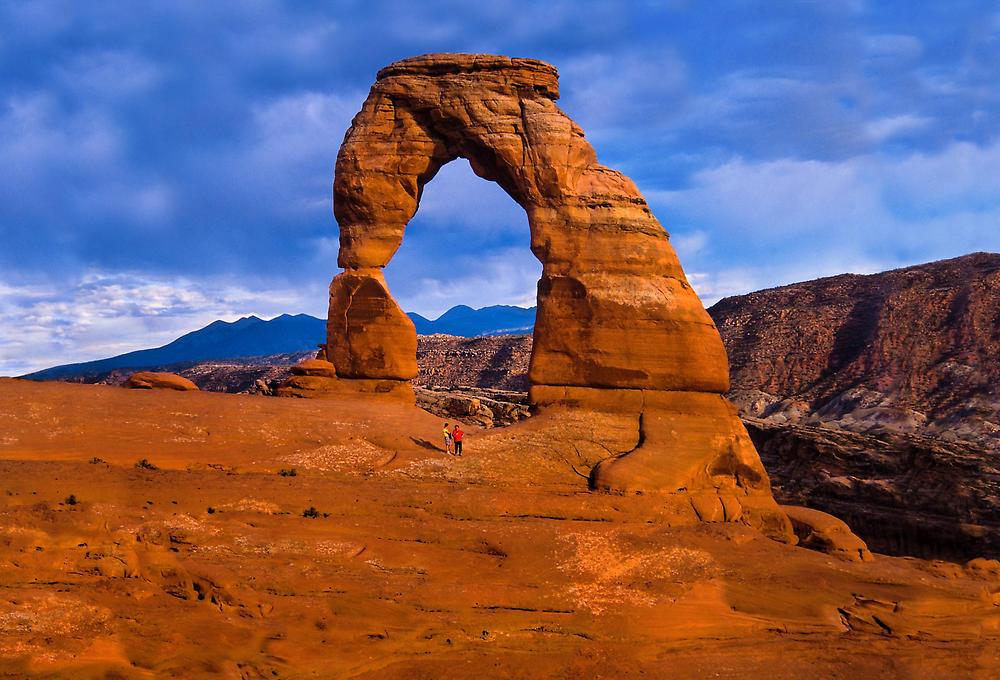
[442,422,453,454]
[452,425,464,457]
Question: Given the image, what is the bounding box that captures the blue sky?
[2,1,999,374]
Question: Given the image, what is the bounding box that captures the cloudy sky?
[2,1,999,375]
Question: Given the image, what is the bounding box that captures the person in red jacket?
[452,425,464,456]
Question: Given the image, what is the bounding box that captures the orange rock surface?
[289,359,337,378]
[326,53,771,502]
[0,379,998,677]
[123,372,199,391]
[782,504,874,563]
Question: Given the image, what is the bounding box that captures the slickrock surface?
[709,252,1000,450]
[324,52,773,505]
[56,318,1000,561]
[782,504,873,563]
[1,379,999,678]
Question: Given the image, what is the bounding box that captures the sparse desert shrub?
[302,506,320,519]
[207,506,216,514]
[134,458,158,471]
[278,468,297,477]
[89,457,105,464]
[64,494,77,506]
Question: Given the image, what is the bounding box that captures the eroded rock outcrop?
[320,53,791,534]
[782,505,873,562]
[123,372,199,391]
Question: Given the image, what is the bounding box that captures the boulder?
[782,505,873,562]
[290,359,337,378]
[123,372,199,392]
[327,270,416,382]
[965,558,1000,580]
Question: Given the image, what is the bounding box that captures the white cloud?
[53,49,164,97]
[386,247,541,319]
[670,230,708,259]
[865,114,931,142]
[410,158,527,234]
[686,253,889,307]
[241,89,366,217]
[0,93,177,228]
[559,49,689,138]
[0,271,326,376]
[646,138,1000,303]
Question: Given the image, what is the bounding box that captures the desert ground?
[1,378,997,678]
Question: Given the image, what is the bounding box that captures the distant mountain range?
[26,313,327,380]
[25,305,536,380]
[408,304,535,336]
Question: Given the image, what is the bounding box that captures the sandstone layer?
[326,53,774,509]
[1,379,998,678]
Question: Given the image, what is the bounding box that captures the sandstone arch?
[331,54,728,392]
[322,54,787,522]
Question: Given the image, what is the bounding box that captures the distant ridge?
[26,305,537,380]
[26,314,326,381]
[707,251,1000,449]
[409,304,535,337]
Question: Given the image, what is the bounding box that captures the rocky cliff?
[746,419,998,560]
[708,252,1000,450]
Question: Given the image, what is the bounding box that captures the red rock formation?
[324,53,785,528]
[747,418,1000,561]
[123,372,198,391]
[781,505,873,562]
[288,359,336,378]
[3,378,999,677]
[331,54,727,396]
